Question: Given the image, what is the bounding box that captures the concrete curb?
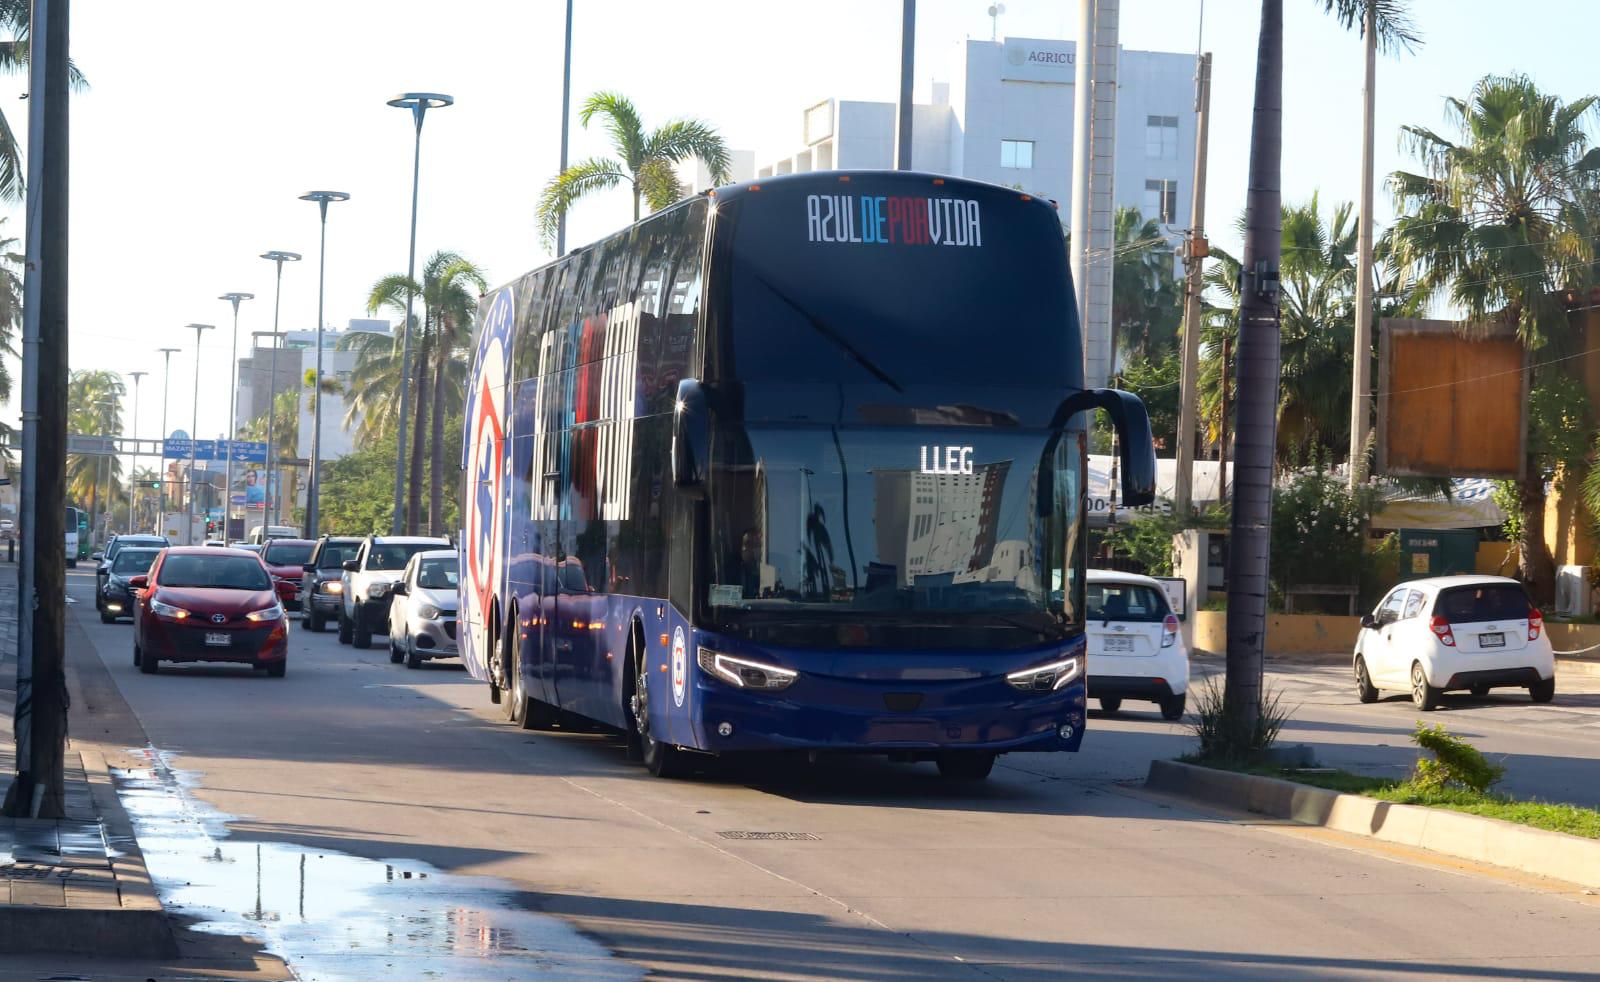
[1146,759,1600,889]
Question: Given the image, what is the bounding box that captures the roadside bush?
[1270,453,1380,604]
[1410,723,1504,794]
[1189,677,1291,763]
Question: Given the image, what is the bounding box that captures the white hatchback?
[1353,575,1556,710]
[1085,570,1189,720]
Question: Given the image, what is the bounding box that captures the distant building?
[234,318,392,460]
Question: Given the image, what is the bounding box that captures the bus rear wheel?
[936,751,994,782]
[633,649,687,778]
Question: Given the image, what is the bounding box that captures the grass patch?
[1186,758,1600,840]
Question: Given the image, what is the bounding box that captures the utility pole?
[1069,0,1121,390]
[556,0,573,256]
[1348,0,1378,487]
[1218,334,1231,504]
[155,347,178,535]
[1224,0,1284,736]
[126,371,145,535]
[6,0,71,820]
[894,0,915,170]
[1173,51,1212,518]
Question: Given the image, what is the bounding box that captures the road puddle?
[113,750,637,981]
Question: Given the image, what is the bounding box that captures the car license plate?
[1104,635,1135,652]
[1479,632,1505,648]
[204,632,231,647]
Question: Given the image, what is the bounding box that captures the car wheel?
[1411,662,1441,711]
[1099,697,1122,714]
[1159,694,1187,721]
[139,648,158,674]
[634,647,687,777]
[100,609,116,625]
[1469,683,1491,698]
[405,637,424,670]
[388,629,404,664]
[266,659,287,678]
[1529,677,1555,704]
[1354,656,1379,703]
[936,751,996,781]
[352,608,373,649]
[307,609,325,633]
[337,607,353,645]
[133,643,141,667]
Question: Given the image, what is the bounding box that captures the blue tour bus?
[460,171,1154,779]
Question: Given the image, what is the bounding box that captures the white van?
[247,525,300,545]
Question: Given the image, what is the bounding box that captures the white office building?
[689,36,1198,232]
[235,318,392,461]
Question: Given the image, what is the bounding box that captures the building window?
[1000,139,1034,169]
[1144,179,1178,224]
[1146,115,1179,159]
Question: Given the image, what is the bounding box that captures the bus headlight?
[1006,655,1082,692]
[698,648,797,691]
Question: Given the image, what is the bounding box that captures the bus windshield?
[706,424,1083,649]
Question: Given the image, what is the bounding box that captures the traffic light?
[148,480,160,489]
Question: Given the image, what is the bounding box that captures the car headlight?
[416,603,442,620]
[697,647,797,691]
[368,582,389,598]
[150,599,190,620]
[246,605,284,622]
[319,579,344,594]
[1006,654,1083,692]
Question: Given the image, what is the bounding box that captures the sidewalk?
[0,560,177,957]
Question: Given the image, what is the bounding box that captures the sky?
[8,0,1600,444]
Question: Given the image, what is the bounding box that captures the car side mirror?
[342,559,359,572]
[1360,613,1378,630]
[128,575,148,589]
[302,563,315,572]
[672,378,712,494]
[91,552,103,561]
[392,583,408,596]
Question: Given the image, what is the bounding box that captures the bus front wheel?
[633,648,687,778]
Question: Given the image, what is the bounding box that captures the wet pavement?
[113,749,638,981]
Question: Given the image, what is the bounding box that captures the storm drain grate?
[717,831,820,841]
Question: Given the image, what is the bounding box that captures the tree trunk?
[1517,471,1556,607]
[1223,0,1284,739]
[406,321,430,534]
[428,344,446,536]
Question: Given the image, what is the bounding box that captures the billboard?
[1377,318,1527,479]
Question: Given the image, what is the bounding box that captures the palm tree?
[0,1,87,202]
[67,369,124,541]
[1388,75,1600,603]
[1316,1,1420,484]
[536,92,730,250]
[1110,206,1182,365]
[339,327,405,445]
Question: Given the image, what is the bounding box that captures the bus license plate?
[1479,632,1505,648]
[204,632,231,647]
[1104,636,1135,652]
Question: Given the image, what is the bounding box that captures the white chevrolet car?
[1353,575,1556,710]
[387,549,459,669]
[1084,570,1189,720]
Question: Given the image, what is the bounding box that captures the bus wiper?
[754,274,904,393]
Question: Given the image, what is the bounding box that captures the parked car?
[1084,569,1189,720]
[301,536,362,633]
[1354,575,1556,710]
[339,535,451,649]
[259,538,315,611]
[95,534,169,598]
[97,547,162,623]
[387,549,459,668]
[129,547,288,677]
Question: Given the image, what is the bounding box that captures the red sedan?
[260,538,315,610]
[130,547,289,677]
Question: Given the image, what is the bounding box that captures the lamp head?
[219,292,255,303]
[299,191,350,204]
[387,92,453,111]
[260,251,302,264]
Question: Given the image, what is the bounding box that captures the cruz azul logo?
[462,287,514,681]
[806,194,982,247]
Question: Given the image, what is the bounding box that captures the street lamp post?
[386,91,453,535]
[155,347,180,535]
[260,251,301,531]
[219,292,255,541]
[251,329,289,533]
[90,399,115,551]
[186,324,214,545]
[126,371,146,535]
[298,191,350,541]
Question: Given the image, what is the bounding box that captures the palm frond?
[636,157,684,213]
[1315,0,1422,55]
[643,119,731,184]
[579,91,646,170]
[536,157,627,250]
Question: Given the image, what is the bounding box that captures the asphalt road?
[60,568,1600,980]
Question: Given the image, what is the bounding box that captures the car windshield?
[111,550,160,575]
[263,542,313,566]
[157,555,270,590]
[1086,583,1169,623]
[1435,584,1530,623]
[318,543,359,569]
[417,558,458,591]
[368,543,441,570]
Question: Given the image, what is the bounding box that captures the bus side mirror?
[1051,388,1157,507]
[672,378,711,494]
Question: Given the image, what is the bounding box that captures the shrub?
[1189,677,1291,763]
[1409,723,1504,794]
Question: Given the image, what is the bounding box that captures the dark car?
[301,536,361,633]
[97,547,162,623]
[260,538,315,611]
[95,534,169,598]
[130,547,288,677]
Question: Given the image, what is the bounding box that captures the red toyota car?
[130,547,289,677]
